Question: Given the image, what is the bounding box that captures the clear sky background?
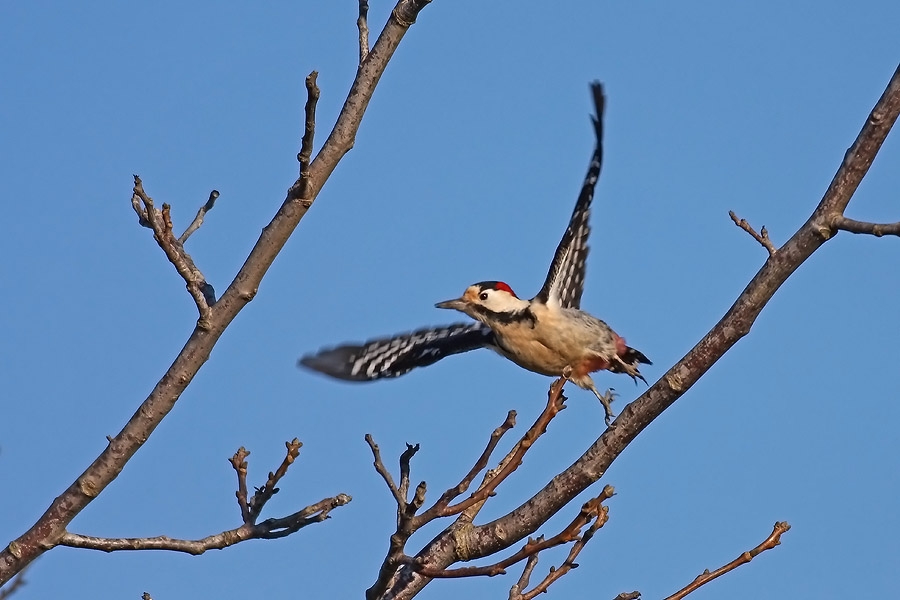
[2,2,899,599]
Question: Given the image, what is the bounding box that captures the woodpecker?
[300,82,650,424]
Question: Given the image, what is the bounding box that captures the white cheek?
[484,292,527,312]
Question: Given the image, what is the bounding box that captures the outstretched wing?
[299,322,496,382]
[534,82,605,310]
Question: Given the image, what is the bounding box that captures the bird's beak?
[435,298,467,311]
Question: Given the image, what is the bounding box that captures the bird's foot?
[562,365,573,380]
[592,387,617,426]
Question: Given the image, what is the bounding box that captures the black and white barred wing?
[299,322,496,382]
[534,82,605,310]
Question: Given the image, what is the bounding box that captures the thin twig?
[663,521,791,600]
[419,410,517,521]
[228,447,252,524]
[296,72,320,202]
[58,494,352,554]
[397,443,420,507]
[458,422,531,525]
[179,190,220,244]
[358,0,370,64]
[729,210,776,257]
[248,438,303,522]
[832,215,900,237]
[423,379,567,521]
[130,193,151,228]
[508,554,539,600]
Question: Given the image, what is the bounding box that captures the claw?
[591,387,618,426]
[562,365,573,380]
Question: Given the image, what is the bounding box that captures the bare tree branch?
[56,439,348,555]
[179,189,220,244]
[297,72,320,202]
[367,380,567,600]
[229,447,252,524]
[663,521,791,600]
[832,214,900,237]
[358,0,370,64]
[0,0,434,583]
[397,443,420,509]
[382,61,900,600]
[57,494,352,555]
[729,210,776,257]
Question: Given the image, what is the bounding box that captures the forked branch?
[228,438,305,524]
[366,380,567,600]
[0,0,433,583]
[57,439,348,555]
[131,176,217,321]
[58,494,351,554]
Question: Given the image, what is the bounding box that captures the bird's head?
[435,281,528,321]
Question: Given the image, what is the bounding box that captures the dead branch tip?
[663,521,791,600]
[179,189,221,244]
[729,210,776,257]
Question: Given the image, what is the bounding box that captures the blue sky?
[1,2,898,599]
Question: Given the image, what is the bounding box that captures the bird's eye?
[479,291,489,301]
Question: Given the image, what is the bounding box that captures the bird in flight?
[300,82,650,424]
